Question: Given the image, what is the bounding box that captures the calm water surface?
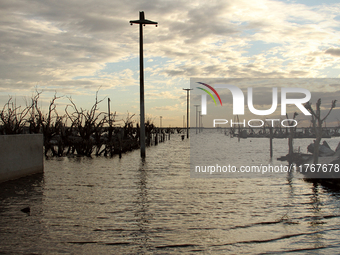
[1,133,340,254]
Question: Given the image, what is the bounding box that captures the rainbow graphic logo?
[196,82,222,106]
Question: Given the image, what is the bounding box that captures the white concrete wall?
[0,134,44,183]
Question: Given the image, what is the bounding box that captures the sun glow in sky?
[1,0,339,127]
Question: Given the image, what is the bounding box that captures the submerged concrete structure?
[0,134,43,183]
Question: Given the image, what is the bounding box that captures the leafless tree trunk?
[304,99,336,164]
[65,91,107,157]
[0,97,31,134]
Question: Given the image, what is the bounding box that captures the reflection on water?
[134,161,151,253]
[1,134,340,254]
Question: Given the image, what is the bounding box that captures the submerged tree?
[0,97,31,134]
[304,99,337,164]
[65,91,108,156]
[0,89,153,158]
[29,92,65,156]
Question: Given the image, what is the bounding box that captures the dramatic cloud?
[325,48,340,57]
[1,0,340,125]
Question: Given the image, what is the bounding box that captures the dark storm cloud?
[325,48,340,57]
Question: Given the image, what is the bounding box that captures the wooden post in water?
[237,115,241,142]
[269,127,273,158]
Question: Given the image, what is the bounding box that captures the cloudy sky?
[1,0,340,127]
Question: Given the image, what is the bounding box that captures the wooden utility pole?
[130,12,157,158]
[183,88,192,138]
[194,105,200,134]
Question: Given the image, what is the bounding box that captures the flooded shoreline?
[1,135,340,254]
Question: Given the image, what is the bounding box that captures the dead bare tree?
[65,91,107,156]
[35,93,64,156]
[0,97,31,134]
[27,90,43,134]
[123,113,135,139]
[0,89,151,158]
[304,99,337,164]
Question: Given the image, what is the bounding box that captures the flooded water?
[1,133,340,254]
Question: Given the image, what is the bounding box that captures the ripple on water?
[1,135,340,254]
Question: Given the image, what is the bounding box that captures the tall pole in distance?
[198,110,201,133]
[183,88,192,139]
[108,98,112,140]
[130,12,157,158]
[194,105,199,134]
